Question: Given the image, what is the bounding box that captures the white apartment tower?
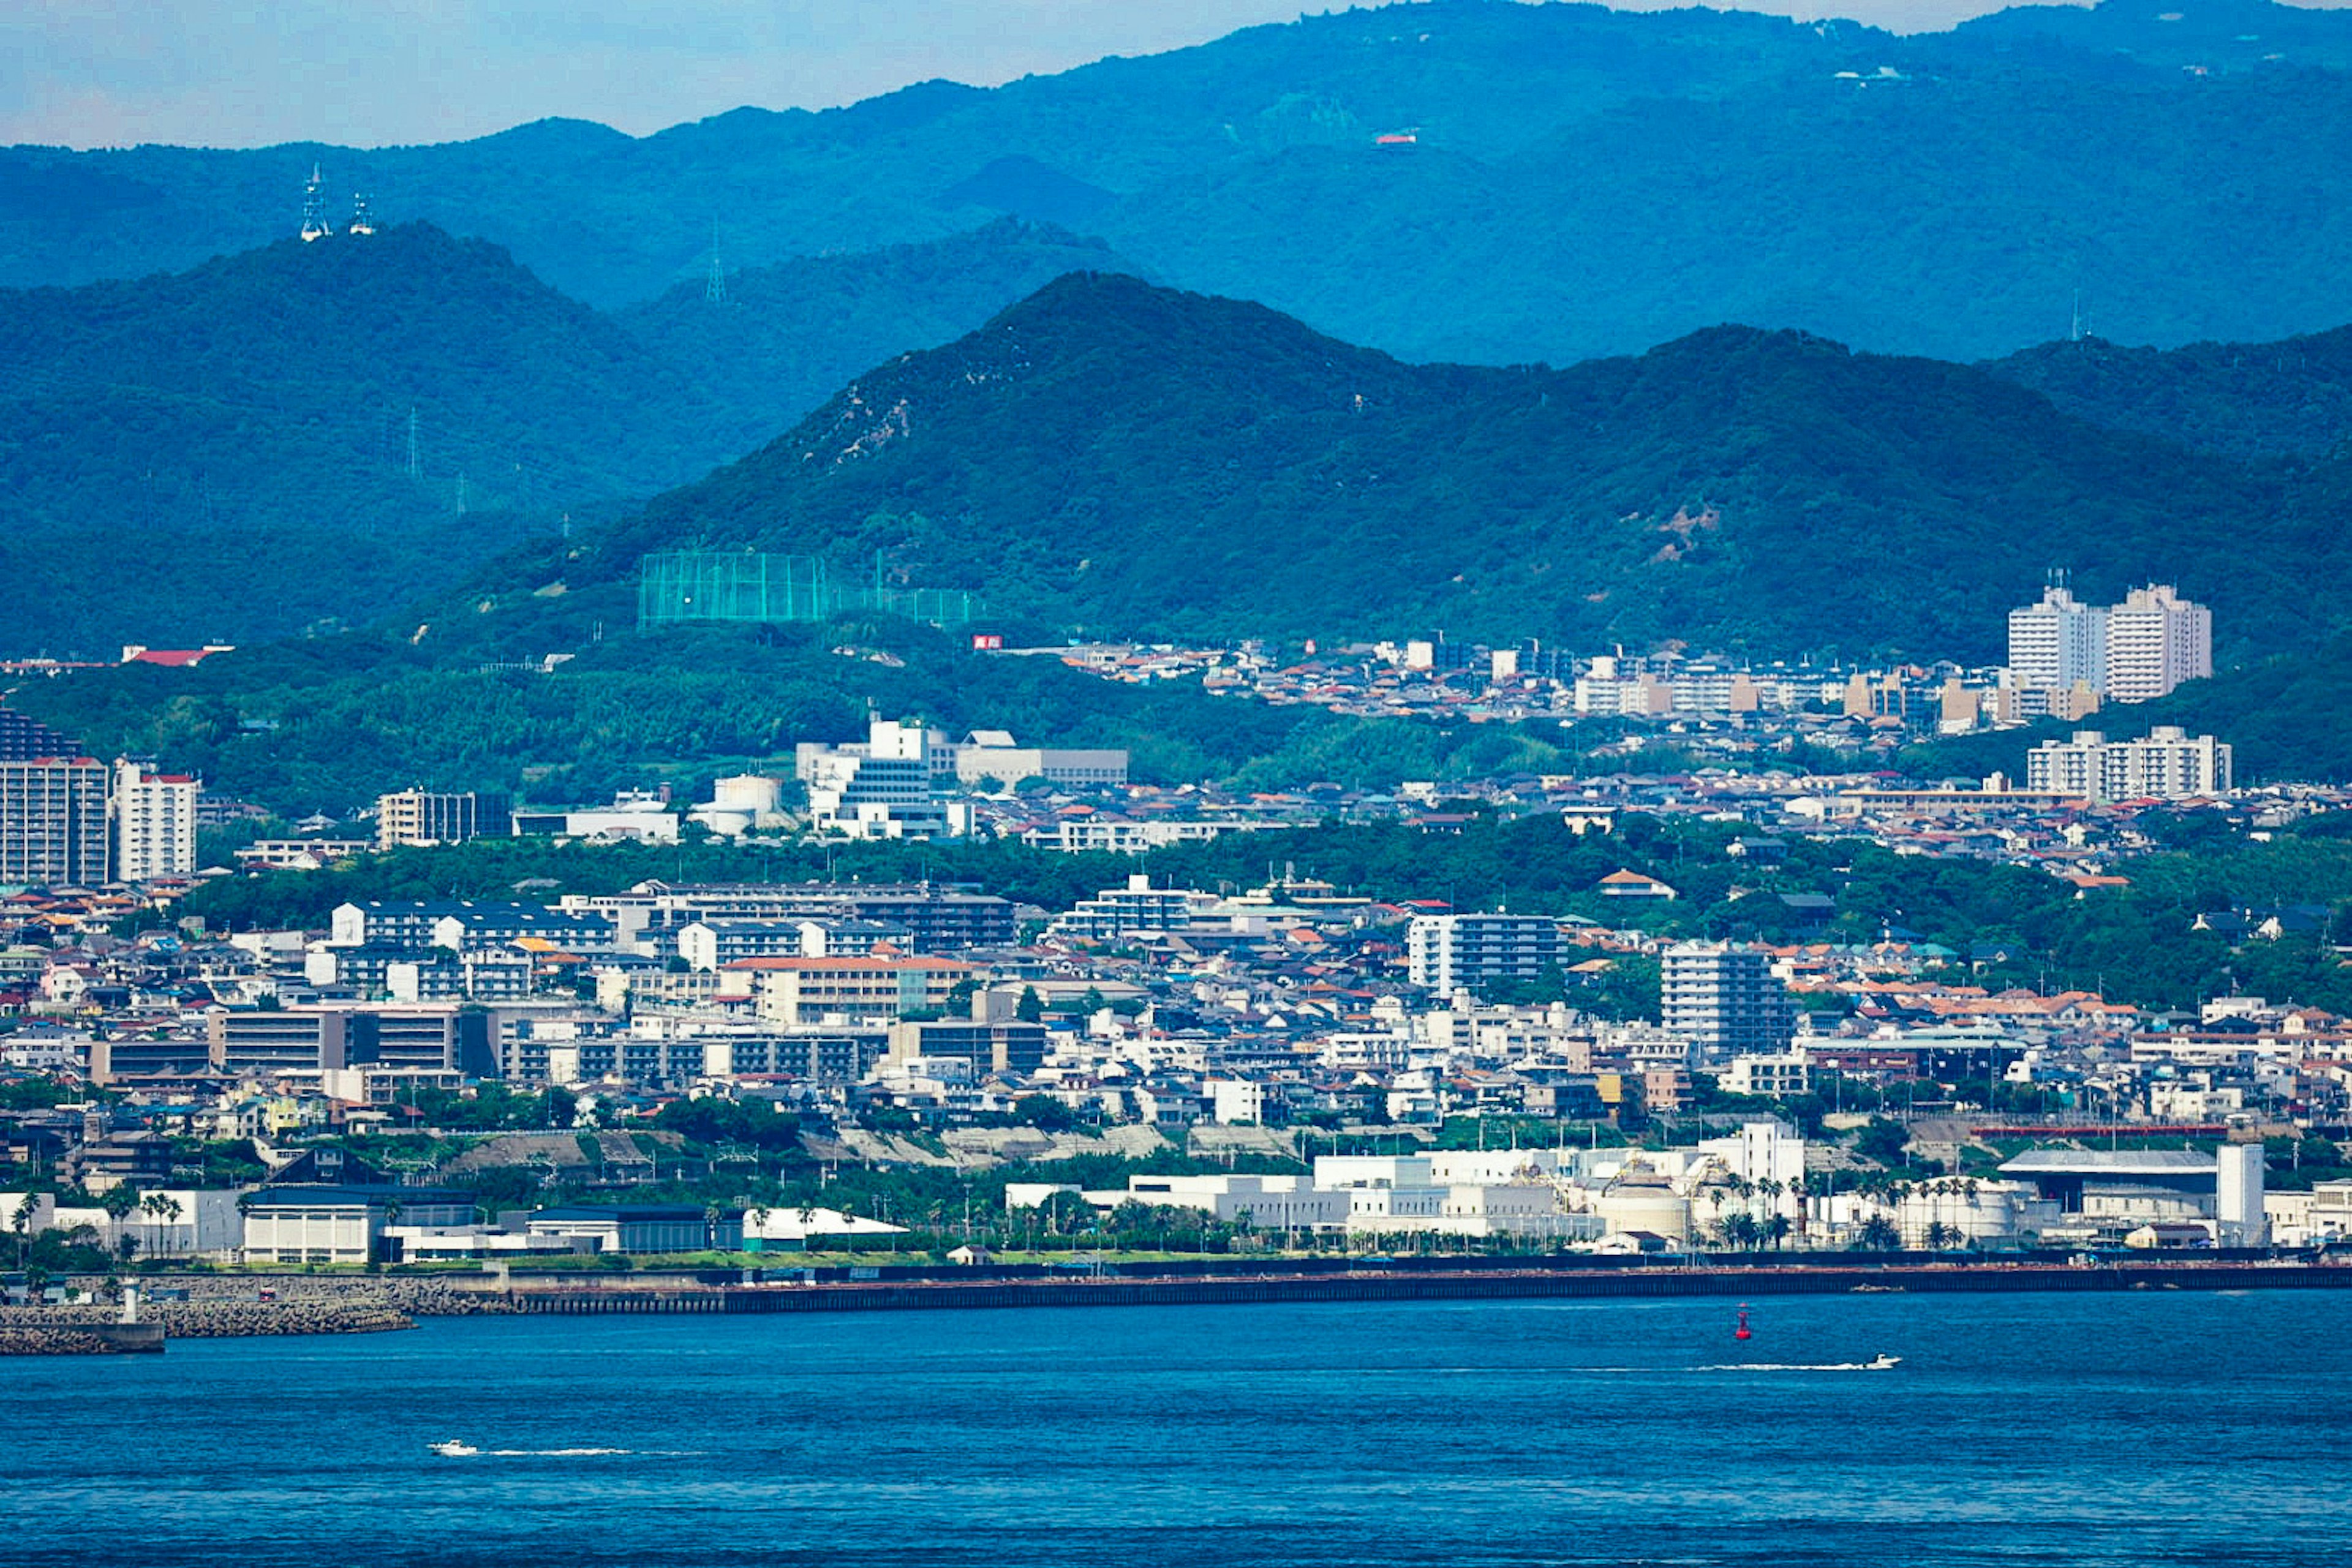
[114,761,198,882]
[2007,581,2211,703]
[1406,913,1565,995]
[2103,584,2212,703]
[1660,941,1796,1065]
[2007,585,2108,693]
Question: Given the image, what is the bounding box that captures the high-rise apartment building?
[2007,586,2108,693]
[0,756,110,886]
[1660,942,1796,1065]
[1407,913,1565,995]
[2006,582,2211,704]
[2024,726,2231,801]
[376,790,511,851]
[0,709,82,762]
[2103,584,2212,703]
[115,761,198,882]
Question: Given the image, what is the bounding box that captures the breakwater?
[0,1300,416,1353]
[0,1322,164,1355]
[512,1258,2352,1316]
[0,1273,514,1352]
[120,1273,518,1316]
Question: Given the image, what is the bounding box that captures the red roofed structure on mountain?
[119,644,235,668]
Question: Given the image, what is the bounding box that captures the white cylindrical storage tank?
[1593,1187,1692,1242]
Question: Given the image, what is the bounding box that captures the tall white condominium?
[2024,727,2231,802]
[2007,585,2107,692]
[2104,584,2212,703]
[1406,913,1564,994]
[115,761,199,881]
[1660,941,1796,1065]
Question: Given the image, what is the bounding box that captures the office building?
[115,760,198,881]
[0,756,109,886]
[1660,942,1796,1065]
[952,729,1128,789]
[376,789,511,851]
[796,717,971,840]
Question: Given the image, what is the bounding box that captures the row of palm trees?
[93,1187,187,1263]
[1698,1170,1991,1251]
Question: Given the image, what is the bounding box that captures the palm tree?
[140,1191,183,1240]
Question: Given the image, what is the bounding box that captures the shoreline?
[510,1257,2352,1316]
[17,1258,2344,1346]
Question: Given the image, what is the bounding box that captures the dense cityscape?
[10,577,2349,1284]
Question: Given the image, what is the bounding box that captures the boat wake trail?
[1700,1362,1893,1373]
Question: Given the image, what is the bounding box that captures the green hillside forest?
[488,273,2347,666]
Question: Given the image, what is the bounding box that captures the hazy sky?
[0,0,2321,150]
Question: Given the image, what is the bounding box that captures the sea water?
[5,1289,2345,1566]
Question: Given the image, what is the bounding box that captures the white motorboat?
[428,1441,480,1458]
[1864,1354,1902,1370]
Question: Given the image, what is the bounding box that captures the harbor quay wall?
[510,1259,2352,1316]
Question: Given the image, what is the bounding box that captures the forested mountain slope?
[613,219,1148,444]
[9,1,2352,362]
[0,224,741,652]
[1983,327,2352,459]
[479,273,2334,665]
[0,220,1171,652]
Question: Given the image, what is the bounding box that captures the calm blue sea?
[5,1290,2345,1567]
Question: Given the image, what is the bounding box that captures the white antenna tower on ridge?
[706,217,727,305]
[2070,290,2089,343]
[349,191,375,237]
[301,164,332,242]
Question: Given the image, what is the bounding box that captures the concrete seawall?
[513,1259,2352,1316]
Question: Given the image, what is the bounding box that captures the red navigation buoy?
[1735,1304,1753,1341]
